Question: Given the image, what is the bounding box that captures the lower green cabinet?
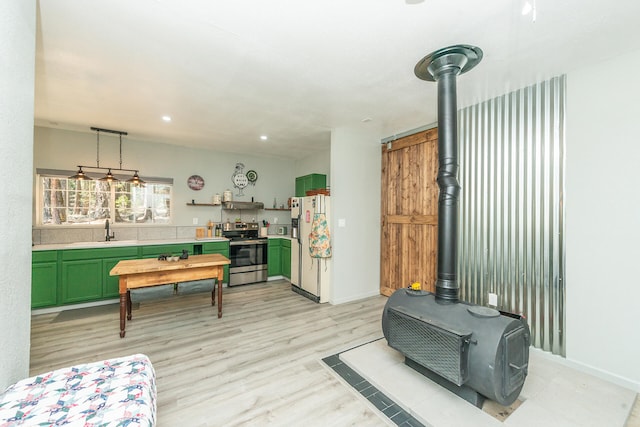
[202,241,230,284]
[268,238,292,279]
[140,244,195,259]
[103,256,137,298]
[61,247,140,304]
[31,241,231,308]
[282,240,291,279]
[268,239,282,276]
[61,259,103,303]
[32,259,58,308]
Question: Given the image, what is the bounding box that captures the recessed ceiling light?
[162,115,172,122]
[361,117,372,123]
[260,135,268,141]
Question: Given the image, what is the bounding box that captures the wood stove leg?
[119,292,126,338]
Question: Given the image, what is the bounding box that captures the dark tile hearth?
[323,347,427,427]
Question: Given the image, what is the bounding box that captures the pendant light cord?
[96,130,101,168]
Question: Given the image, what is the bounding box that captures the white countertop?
[33,235,297,251]
[33,237,229,251]
[267,235,294,241]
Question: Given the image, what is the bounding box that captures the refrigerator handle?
[297,214,302,244]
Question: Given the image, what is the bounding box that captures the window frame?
[35,169,174,227]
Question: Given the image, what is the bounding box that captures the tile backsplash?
[33,226,200,245]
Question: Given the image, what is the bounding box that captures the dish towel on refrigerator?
[309,212,331,258]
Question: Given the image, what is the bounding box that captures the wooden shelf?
[186,204,290,211]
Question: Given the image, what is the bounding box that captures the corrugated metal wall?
[457,76,566,356]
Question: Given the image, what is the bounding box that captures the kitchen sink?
[65,239,139,248]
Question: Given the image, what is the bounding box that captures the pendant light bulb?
[69,167,93,181]
[127,171,145,186]
[99,169,116,182]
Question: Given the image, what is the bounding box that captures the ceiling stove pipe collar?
[414,45,483,303]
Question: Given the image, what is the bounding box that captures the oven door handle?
[230,239,268,246]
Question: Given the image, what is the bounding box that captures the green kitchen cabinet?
[202,241,230,284]
[281,239,291,279]
[295,174,326,197]
[61,259,103,303]
[60,246,140,304]
[268,238,282,276]
[103,255,137,298]
[140,243,195,259]
[31,251,59,308]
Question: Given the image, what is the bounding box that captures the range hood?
[223,201,264,210]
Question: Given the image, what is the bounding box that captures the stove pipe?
[414,45,483,302]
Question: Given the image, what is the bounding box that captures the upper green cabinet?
[295,174,326,197]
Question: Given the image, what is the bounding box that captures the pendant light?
[68,166,93,180]
[126,171,145,186]
[70,127,144,186]
[99,168,116,182]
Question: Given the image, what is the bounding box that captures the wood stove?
[382,45,530,407]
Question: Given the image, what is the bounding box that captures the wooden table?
[110,253,230,338]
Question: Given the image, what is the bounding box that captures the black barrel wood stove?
[382,45,530,408]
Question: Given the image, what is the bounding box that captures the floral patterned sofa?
[0,353,156,426]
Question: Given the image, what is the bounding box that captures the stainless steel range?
[222,222,268,286]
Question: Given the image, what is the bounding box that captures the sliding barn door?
[380,128,439,296]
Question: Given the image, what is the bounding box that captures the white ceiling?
[34,0,640,160]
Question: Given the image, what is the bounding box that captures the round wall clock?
[246,170,258,184]
[187,174,205,190]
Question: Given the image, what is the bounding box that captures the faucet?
[105,219,115,241]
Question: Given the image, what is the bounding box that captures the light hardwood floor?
[30,281,640,426]
[30,281,392,426]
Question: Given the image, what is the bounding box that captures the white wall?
[33,127,296,234]
[329,124,381,304]
[0,0,35,388]
[295,148,330,185]
[566,49,640,390]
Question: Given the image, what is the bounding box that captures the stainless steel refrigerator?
[290,195,331,303]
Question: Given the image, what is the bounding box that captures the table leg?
[211,279,216,306]
[127,290,132,320]
[217,267,223,318]
[119,292,127,338]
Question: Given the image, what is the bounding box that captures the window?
[38,171,172,225]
